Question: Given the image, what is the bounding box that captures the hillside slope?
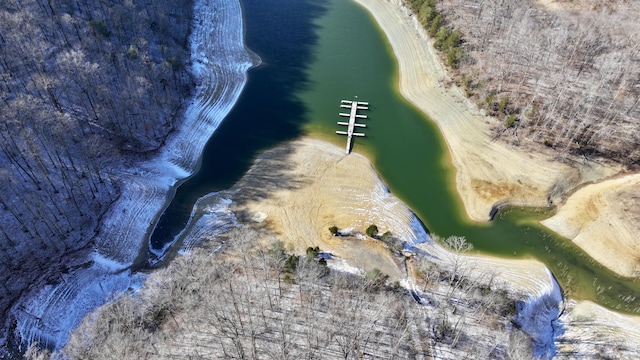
[407,0,639,165]
[0,0,193,348]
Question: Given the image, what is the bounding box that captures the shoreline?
[49,136,640,358]
[17,0,639,352]
[191,137,640,356]
[217,136,557,293]
[351,0,640,277]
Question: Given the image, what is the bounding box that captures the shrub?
[268,240,287,261]
[434,316,454,342]
[381,231,404,253]
[443,29,462,52]
[127,45,138,59]
[88,20,111,37]
[418,1,437,26]
[460,75,472,90]
[284,255,299,273]
[428,14,444,37]
[498,96,510,113]
[446,47,464,69]
[525,106,536,118]
[485,93,495,109]
[505,114,518,128]
[366,224,379,238]
[328,225,338,235]
[364,268,389,292]
[306,246,320,259]
[434,27,450,50]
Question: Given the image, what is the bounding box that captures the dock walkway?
[336,99,369,154]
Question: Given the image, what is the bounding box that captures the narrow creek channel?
[151,0,640,314]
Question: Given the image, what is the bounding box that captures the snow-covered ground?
[11,0,256,350]
[408,223,563,358]
[513,271,563,358]
[556,300,640,358]
[171,193,238,257]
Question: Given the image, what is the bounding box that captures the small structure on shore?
[336,99,369,154]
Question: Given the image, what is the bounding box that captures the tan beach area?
[229,137,554,295]
[542,173,640,277]
[350,0,640,278]
[228,138,408,281]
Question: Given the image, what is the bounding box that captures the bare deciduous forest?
[3,0,639,357]
[0,0,193,339]
[406,0,639,164]
[37,228,535,359]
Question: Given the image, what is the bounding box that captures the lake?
[151,0,640,313]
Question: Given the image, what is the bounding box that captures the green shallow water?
[298,0,640,313]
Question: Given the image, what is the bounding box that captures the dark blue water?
[149,0,331,250]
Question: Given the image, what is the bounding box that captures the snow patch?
[14,261,146,350]
[174,193,239,256]
[251,211,268,223]
[327,258,365,276]
[555,300,640,357]
[90,252,129,272]
[409,214,432,244]
[337,227,355,236]
[513,269,563,359]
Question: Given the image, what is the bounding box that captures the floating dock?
[336,99,368,154]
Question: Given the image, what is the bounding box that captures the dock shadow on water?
[149,0,331,253]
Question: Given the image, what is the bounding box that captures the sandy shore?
[229,138,554,295]
[352,0,617,221]
[542,173,640,277]
[12,0,256,349]
[226,138,412,281]
[351,0,640,277]
[557,300,640,357]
